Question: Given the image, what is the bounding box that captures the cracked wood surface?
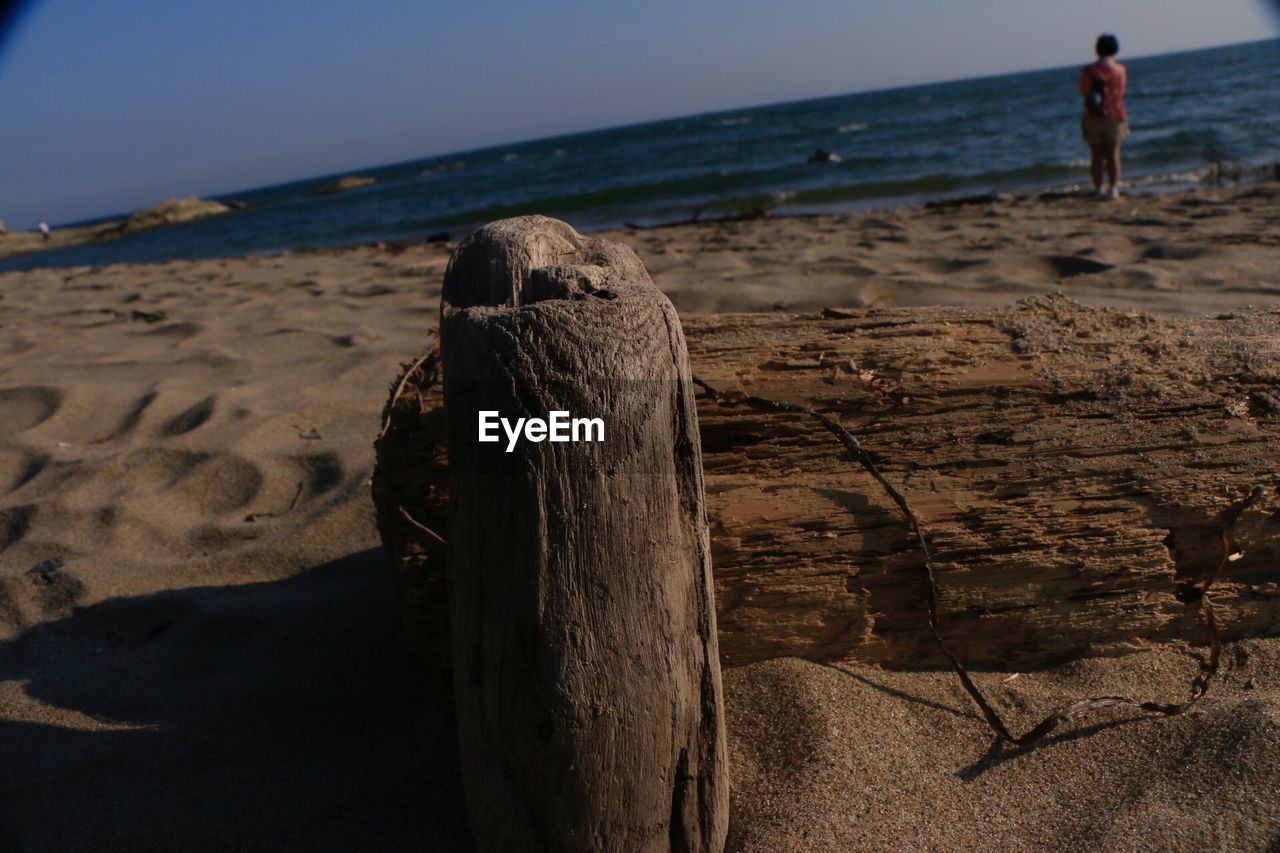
[374,294,1280,686]
[434,217,728,852]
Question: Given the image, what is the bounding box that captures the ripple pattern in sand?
[0,245,449,634]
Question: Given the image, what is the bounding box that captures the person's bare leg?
[1089,142,1105,192]
[1105,140,1121,198]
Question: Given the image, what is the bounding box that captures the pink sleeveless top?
[1080,60,1127,122]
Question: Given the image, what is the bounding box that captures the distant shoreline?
[0,195,235,264]
[3,170,1276,274]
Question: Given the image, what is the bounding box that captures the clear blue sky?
[1,0,1277,227]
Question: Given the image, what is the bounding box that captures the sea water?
[4,38,1277,272]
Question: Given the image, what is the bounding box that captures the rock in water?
[306,175,376,196]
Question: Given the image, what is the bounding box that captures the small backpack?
[1084,67,1107,117]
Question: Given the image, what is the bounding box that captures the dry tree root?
[379,346,450,549]
[397,505,447,548]
[243,481,304,523]
[379,339,440,440]
[691,375,1264,749]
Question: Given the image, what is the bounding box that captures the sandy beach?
[2,182,1279,850]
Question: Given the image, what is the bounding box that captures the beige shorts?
[1081,116,1130,147]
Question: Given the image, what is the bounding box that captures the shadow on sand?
[0,549,472,852]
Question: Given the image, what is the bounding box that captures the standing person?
[1080,34,1129,199]
[37,220,51,240]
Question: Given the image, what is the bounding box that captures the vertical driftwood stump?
[440,216,729,852]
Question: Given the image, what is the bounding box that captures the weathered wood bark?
[375,295,1280,688]
[429,216,728,852]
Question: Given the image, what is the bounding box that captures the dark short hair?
[1096,34,1119,57]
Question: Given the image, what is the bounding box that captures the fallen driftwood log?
[375,290,1280,696]
[429,217,728,851]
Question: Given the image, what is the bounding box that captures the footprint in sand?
[0,504,36,552]
[912,257,991,275]
[0,556,85,629]
[0,387,62,438]
[1039,254,1115,278]
[290,452,344,499]
[121,390,159,427]
[159,395,216,437]
[1103,266,1178,292]
[70,450,268,557]
[136,321,204,339]
[110,448,210,492]
[169,454,265,517]
[68,448,263,519]
[174,454,345,552]
[1141,243,1221,261]
[0,451,49,494]
[90,390,158,444]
